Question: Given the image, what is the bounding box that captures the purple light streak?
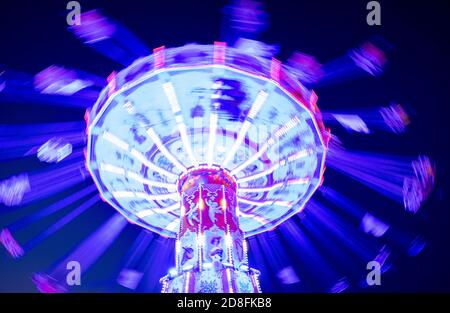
[69,10,150,67]
[6,184,98,233]
[23,194,100,251]
[0,184,98,258]
[116,230,154,290]
[327,143,434,213]
[34,213,128,292]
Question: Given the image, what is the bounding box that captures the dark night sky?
[0,0,449,292]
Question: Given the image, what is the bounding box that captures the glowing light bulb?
[221,198,227,211]
[197,233,205,246]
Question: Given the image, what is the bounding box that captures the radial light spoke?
[222,90,268,168]
[162,81,198,167]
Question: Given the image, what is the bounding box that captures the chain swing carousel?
[86,42,327,293]
[0,1,435,294]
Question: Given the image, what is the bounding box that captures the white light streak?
[100,163,125,175]
[237,163,281,183]
[136,203,180,218]
[102,131,129,150]
[134,192,179,201]
[162,82,181,113]
[112,191,135,198]
[112,190,179,201]
[206,112,218,166]
[238,178,309,193]
[166,219,180,232]
[222,90,268,167]
[136,210,155,218]
[236,149,313,183]
[231,116,301,175]
[222,120,251,167]
[274,115,300,138]
[100,165,176,190]
[238,197,292,207]
[287,149,313,162]
[225,232,233,247]
[226,268,234,293]
[238,209,269,225]
[146,127,187,172]
[130,149,178,180]
[184,272,191,292]
[101,131,178,181]
[126,171,177,191]
[247,90,269,119]
[162,81,198,167]
[231,141,269,176]
[197,232,206,247]
[178,122,198,167]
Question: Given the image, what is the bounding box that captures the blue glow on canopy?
[86,44,326,238]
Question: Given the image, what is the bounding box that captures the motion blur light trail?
[327,144,435,214]
[33,213,127,293]
[69,9,150,67]
[0,1,436,293]
[322,103,411,134]
[0,158,88,207]
[0,184,98,258]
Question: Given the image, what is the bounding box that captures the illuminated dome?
[86,43,327,239]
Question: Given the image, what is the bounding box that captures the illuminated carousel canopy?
[86,42,327,239]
